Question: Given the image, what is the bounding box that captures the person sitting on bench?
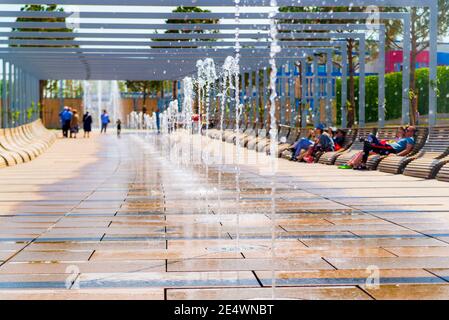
[290,129,315,161]
[339,126,407,170]
[353,126,416,170]
[302,125,335,163]
[333,129,346,151]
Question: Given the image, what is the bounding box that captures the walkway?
[0,131,449,300]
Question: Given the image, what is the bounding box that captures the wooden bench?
[318,129,357,165]
[436,163,449,182]
[277,128,309,158]
[222,121,236,142]
[21,125,47,153]
[365,127,401,170]
[207,119,227,139]
[247,126,267,150]
[377,127,429,174]
[0,120,56,169]
[259,125,290,154]
[0,129,28,163]
[333,128,378,166]
[403,126,449,179]
[224,121,246,144]
[235,122,259,147]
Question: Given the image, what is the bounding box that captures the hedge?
[336,65,449,125]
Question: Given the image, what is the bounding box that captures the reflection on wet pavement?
[0,131,449,299]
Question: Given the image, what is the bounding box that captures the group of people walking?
[59,107,119,138]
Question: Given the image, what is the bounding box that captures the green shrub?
[336,66,449,125]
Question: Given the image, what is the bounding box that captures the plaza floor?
[0,130,448,300]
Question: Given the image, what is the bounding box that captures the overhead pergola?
[0,0,440,128]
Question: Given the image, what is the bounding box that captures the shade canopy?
[0,0,438,80]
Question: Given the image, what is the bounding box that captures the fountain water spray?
[268,0,280,300]
[182,77,194,134]
[202,58,218,143]
[233,0,243,262]
[83,80,123,130]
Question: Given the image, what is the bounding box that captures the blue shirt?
[390,137,415,151]
[101,113,110,124]
[60,110,72,122]
[318,133,335,151]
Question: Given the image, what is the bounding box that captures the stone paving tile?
[326,257,449,269]
[91,249,243,261]
[167,258,335,272]
[242,247,396,259]
[77,271,259,288]
[166,287,372,300]
[26,240,167,251]
[255,269,442,286]
[0,288,165,300]
[302,238,449,248]
[0,260,166,274]
[10,250,94,263]
[362,284,449,300]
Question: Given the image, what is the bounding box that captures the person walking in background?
[59,106,73,138]
[100,110,110,134]
[116,119,122,137]
[83,111,93,138]
[70,110,80,139]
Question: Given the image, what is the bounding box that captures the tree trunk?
[409,8,418,126]
[347,39,356,128]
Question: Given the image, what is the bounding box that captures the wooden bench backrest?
[287,128,301,144]
[278,126,290,141]
[376,127,400,140]
[350,128,377,150]
[341,129,357,149]
[421,126,449,154]
[410,127,429,156]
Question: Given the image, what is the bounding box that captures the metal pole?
[241,72,245,123]
[280,65,286,125]
[358,36,366,127]
[428,1,438,126]
[301,59,308,128]
[13,64,18,127]
[341,45,348,128]
[402,17,411,125]
[255,69,260,123]
[313,55,320,127]
[20,69,25,125]
[289,62,296,127]
[1,59,5,128]
[8,62,12,128]
[248,69,254,123]
[326,52,333,126]
[378,26,386,128]
[59,79,64,112]
[263,67,268,126]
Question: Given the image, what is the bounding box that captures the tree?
[10,4,76,120]
[124,80,163,106]
[154,6,219,48]
[151,6,219,99]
